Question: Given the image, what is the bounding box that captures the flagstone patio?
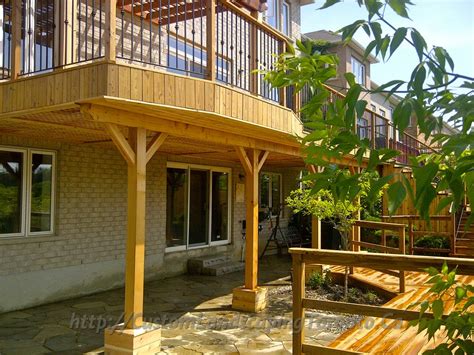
[0,255,350,354]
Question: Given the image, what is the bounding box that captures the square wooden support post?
[104,323,161,355]
[100,123,168,353]
[233,148,269,312]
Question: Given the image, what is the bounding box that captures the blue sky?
[300,0,474,87]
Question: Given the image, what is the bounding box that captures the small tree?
[286,167,378,298]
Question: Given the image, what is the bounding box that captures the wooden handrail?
[290,249,474,355]
[353,220,406,292]
[220,0,291,43]
[382,215,451,220]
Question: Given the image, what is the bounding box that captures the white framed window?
[351,56,366,86]
[282,1,291,36]
[264,0,291,35]
[165,162,231,252]
[0,146,56,237]
[357,117,369,139]
[167,37,229,82]
[260,172,282,216]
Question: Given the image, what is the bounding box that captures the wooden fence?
[290,248,474,355]
[381,215,454,255]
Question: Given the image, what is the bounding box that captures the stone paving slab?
[0,256,345,354]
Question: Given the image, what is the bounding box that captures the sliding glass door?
[166,163,231,252]
[189,169,209,247]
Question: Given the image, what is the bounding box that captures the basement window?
[0,146,55,237]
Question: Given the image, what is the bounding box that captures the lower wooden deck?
[326,267,473,354]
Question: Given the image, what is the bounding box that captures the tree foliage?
[265,0,473,226]
[409,262,474,354]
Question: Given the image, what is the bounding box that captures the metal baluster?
[120,0,124,58]
[99,0,102,58]
[91,0,95,57]
[158,0,162,65]
[174,0,178,70]
[149,0,153,64]
[85,0,88,60]
[140,0,143,61]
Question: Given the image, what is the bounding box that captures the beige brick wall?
[0,135,300,311]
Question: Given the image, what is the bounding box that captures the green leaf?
[388,0,412,18]
[387,181,406,215]
[364,40,377,60]
[432,299,444,319]
[455,286,466,303]
[319,0,342,10]
[390,27,407,57]
[411,29,427,61]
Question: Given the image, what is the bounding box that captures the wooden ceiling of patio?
[0,107,305,167]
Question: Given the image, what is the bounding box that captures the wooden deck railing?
[352,220,406,292]
[290,248,474,355]
[382,215,454,255]
[0,0,293,107]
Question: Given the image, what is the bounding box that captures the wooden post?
[279,41,287,107]
[292,254,305,355]
[105,0,117,62]
[371,112,376,149]
[399,226,406,293]
[11,0,22,79]
[249,11,259,95]
[409,220,414,255]
[206,0,216,81]
[311,216,321,249]
[233,148,269,312]
[244,149,259,290]
[124,127,147,329]
[450,213,456,255]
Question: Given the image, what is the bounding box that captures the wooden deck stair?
[455,210,474,257]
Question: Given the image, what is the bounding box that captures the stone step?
[187,255,233,274]
[201,261,245,276]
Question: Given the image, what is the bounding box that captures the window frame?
[28,149,56,236]
[165,162,232,253]
[281,1,291,36]
[259,172,282,217]
[351,56,366,87]
[0,146,56,238]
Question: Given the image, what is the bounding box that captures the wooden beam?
[11,0,22,80]
[288,249,474,275]
[235,147,252,175]
[257,151,269,173]
[245,148,260,290]
[206,0,217,81]
[301,344,363,355]
[146,132,168,164]
[83,104,302,157]
[104,123,136,166]
[105,0,117,62]
[124,127,147,329]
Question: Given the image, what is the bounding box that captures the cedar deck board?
[325,268,473,354]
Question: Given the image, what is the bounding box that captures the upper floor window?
[0,147,55,237]
[264,0,291,36]
[351,56,366,86]
[282,1,291,36]
[168,37,229,82]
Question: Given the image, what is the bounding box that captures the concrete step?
[201,261,245,276]
[187,255,233,274]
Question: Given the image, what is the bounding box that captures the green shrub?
[414,235,450,250]
[308,269,332,289]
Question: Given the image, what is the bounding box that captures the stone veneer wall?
[0,135,300,312]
